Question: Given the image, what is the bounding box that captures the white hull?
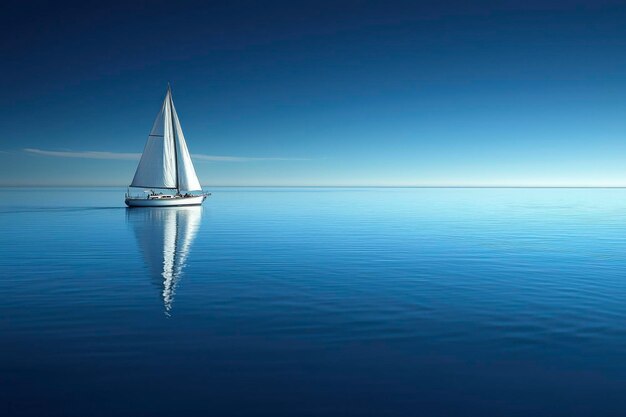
[125,195,206,207]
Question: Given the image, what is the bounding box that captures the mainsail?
[130,86,202,191]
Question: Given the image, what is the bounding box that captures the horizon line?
[3,185,626,189]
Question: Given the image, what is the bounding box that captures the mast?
[168,83,180,194]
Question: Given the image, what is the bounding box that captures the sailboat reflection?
[127,207,202,315]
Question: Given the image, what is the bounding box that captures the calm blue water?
[2,187,626,416]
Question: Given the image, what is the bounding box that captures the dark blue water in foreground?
[2,187,626,416]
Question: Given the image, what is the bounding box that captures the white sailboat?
[125,85,208,207]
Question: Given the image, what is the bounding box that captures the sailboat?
[125,85,208,207]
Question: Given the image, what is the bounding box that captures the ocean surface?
[1,187,626,417]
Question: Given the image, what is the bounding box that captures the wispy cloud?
[24,148,140,160]
[23,148,306,162]
[192,154,307,162]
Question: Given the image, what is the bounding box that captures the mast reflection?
[127,207,202,315]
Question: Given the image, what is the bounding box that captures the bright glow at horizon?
[2,1,626,187]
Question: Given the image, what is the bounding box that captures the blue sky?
[2,0,626,186]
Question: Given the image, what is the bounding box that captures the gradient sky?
[2,0,626,186]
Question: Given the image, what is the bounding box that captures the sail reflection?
[127,207,202,315]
